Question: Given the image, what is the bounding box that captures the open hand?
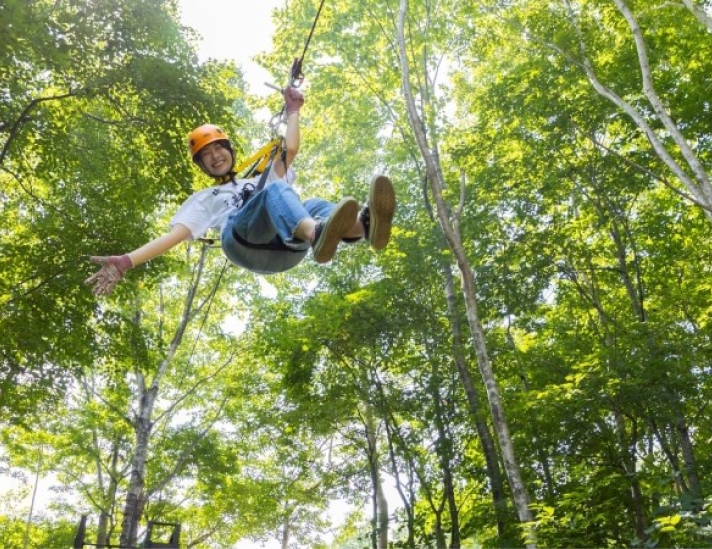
[85,255,133,296]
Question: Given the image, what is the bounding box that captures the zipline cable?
[289,0,328,88]
[254,0,328,179]
[229,0,329,187]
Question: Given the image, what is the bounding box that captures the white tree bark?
[280,514,290,549]
[396,0,536,543]
[22,446,42,549]
[561,0,712,220]
[365,406,389,549]
[680,0,712,31]
[119,246,217,546]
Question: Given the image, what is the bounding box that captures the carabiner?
[290,57,305,88]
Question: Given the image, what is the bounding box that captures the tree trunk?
[382,417,416,549]
[675,406,701,504]
[377,478,389,549]
[430,368,460,548]
[365,407,389,549]
[442,248,510,537]
[614,413,647,542]
[96,434,121,547]
[119,383,155,547]
[281,514,290,549]
[396,1,534,542]
[118,247,209,545]
[434,511,448,549]
[598,186,702,510]
[648,417,690,495]
[23,446,42,549]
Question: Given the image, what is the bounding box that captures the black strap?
[232,228,306,253]
[254,147,287,192]
[255,162,272,194]
[291,0,327,87]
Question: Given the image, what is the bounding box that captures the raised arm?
[85,223,192,295]
[273,87,304,179]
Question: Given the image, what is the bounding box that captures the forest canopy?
[1,0,712,548]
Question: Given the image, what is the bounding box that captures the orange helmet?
[187,124,231,162]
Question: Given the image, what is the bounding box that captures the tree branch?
[557,0,712,215]
[147,394,230,497]
[612,0,712,200]
[569,120,712,212]
[153,350,237,425]
[680,0,712,31]
[150,245,209,391]
[0,91,78,167]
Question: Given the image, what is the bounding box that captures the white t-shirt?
[170,166,296,240]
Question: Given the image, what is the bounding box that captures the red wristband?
[110,254,133,275]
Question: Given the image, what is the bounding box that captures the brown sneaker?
[312,197,359,263]
[360,175,395,250]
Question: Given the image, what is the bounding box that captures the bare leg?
[343,218,366,240]
[294,218,317,243]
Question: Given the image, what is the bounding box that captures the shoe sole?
[313,197,359,263]
[368,175,396,250]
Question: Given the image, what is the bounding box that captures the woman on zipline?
[86,87,396,296]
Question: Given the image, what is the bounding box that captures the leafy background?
[1,0,712,548]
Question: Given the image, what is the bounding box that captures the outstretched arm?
[85,223,192,295]
[273,87,304,179]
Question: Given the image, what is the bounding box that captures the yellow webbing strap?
[233,138,283,176]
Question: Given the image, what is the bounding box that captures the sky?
[177,0,284,97]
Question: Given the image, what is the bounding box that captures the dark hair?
[193,139,233,164]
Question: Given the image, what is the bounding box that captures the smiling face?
[198,141,234,177]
